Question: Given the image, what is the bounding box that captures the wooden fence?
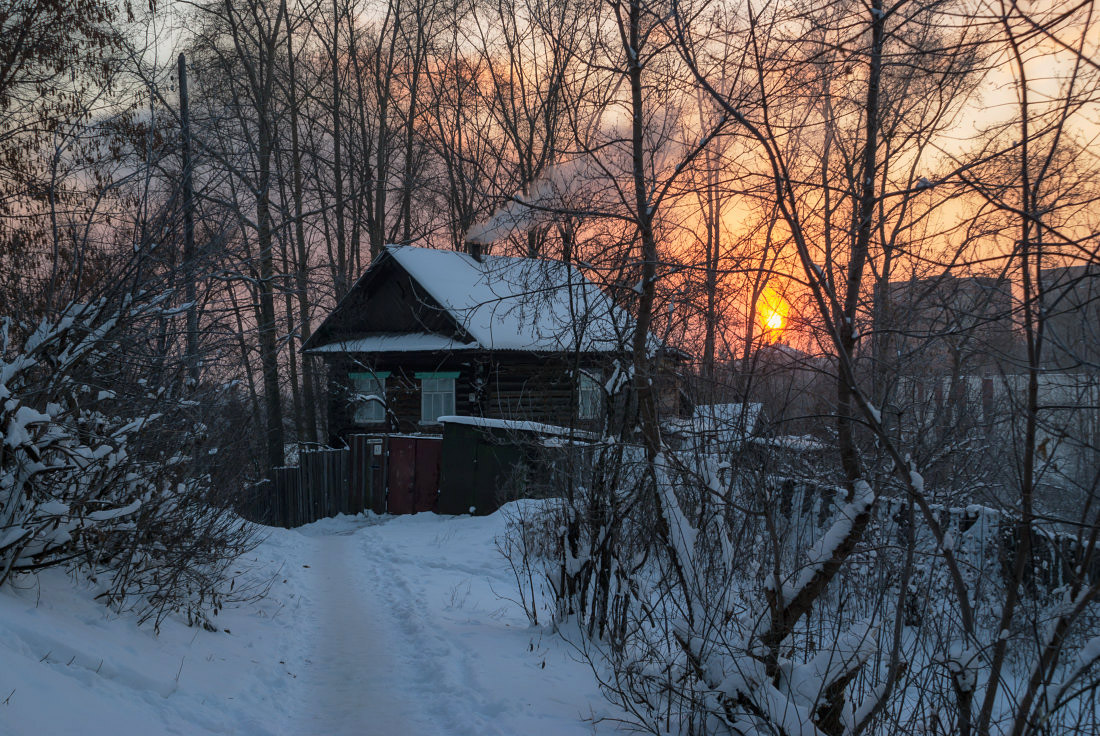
[772,476,1100,594]
[237,436,382,528]
[236,435,1097,594]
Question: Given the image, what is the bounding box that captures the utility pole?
[179,53,200,389]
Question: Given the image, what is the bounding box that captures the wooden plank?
[350,435,367,513]
[372,437,387,514]
[331,449,339,516]
[284,467,294,527]
[321,450,328,519]
[364,438,373,513]
[303,451,317,524]
[294,466,303,527]
[288,467,297,528]
[338,448,347,515]
[339,447,351,514]
[297,456,305,526]
[347,437,358,514]
[299,453,309,525]
[327,449,337,517]
[279,466,295,528]
[312,451,323,522]
[333,449,344,516]
[316,451,325,521]
[278,471,285,528]
[329,449,337,517]
[313,451,323,521]
[272,471,284,528]
[272,468,283,528]
[272,472,283,528]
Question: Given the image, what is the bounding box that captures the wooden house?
[303,244,686,443]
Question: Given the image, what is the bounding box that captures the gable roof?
[304,245,637,354]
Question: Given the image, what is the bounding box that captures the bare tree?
[188,0,290,469]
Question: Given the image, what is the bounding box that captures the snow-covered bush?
[0,299,258,629]
[506,439,1100,735]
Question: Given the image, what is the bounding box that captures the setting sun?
[757,286,790,343]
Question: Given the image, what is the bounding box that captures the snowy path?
[286,512,609,736]
[292,532,432,736]
[0,508,613,736]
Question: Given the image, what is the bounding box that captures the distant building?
[1040,264,1100,372]
[874,273,1017,377]
[876,268,1099,504]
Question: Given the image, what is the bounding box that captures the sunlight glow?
[757,287,790,344]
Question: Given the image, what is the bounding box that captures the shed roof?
[306,245,638,354]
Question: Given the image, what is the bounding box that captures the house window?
[578,372,602,420]
[351,371,388,424]
[417,372,457,424]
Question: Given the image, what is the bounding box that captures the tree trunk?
[283,1,318,444]
[256,114,286,469]
[331,0,349,298]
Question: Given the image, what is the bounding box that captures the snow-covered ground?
[0,506,614,735]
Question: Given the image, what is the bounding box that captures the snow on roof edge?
[439,415,598,440]
[304,333,481,354]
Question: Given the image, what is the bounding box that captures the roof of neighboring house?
[662,401,764,454]
[304,244,642,355]
[748,435,829,452]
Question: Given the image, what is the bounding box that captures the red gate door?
[386,437,417,514]
[413,438,442,512]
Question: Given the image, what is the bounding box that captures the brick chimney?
[467,240,483,262]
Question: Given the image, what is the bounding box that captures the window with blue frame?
[417,372,457,423]
[350,371,388,424]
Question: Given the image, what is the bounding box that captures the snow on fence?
[237,438,376,528]
[771,476,1099,594]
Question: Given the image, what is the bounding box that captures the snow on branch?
[769,480,876,610]
[0,297,256,628]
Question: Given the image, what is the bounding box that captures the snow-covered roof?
[693,402,761,430]
[383,245,632,353]
[439,415,598,440]
[306,333,478,354]
[748,435,829,452]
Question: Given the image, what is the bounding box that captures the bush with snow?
[0,299,257,629]
[504,440,1100,735]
